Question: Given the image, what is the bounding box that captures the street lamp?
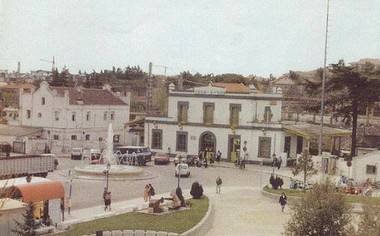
[103,163,111,192]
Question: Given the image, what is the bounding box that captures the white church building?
[145,82,285,163]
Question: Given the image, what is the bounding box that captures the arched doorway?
[199,131,216,153]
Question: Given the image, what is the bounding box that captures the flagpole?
[318,0,330,158]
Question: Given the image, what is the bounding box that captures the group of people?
[143,184,155,202]
[198,149,222,167]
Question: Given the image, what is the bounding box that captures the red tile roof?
[50,87,127,106]
[213,83,250,94]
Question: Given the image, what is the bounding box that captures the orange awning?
[16,181,64,203]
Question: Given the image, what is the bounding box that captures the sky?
[0,0,379,77]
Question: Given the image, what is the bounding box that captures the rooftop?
[50,86,127,106]
[213,83,250,94]
[283,122,351,139]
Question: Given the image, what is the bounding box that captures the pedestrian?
[104,191,111,211]
[216,150,222,162]
[103,187,107,211]
[148,184,155,197]
[216,176,222,194]
[277,157,282,169]
[279,192,287,212]
[144,184,151,202]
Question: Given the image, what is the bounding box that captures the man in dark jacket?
[279,192,287,212]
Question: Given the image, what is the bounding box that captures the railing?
[83,230,179,236]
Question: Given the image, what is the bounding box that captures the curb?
[181,198,214,236]
[260,188,364,213]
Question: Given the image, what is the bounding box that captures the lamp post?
[68,169,72,215]
[103,163,110,192]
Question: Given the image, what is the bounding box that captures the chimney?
[17,62,21,74]
[178,76,183,90]
[168,83,175,92]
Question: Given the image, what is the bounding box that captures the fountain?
[74,123,152,180]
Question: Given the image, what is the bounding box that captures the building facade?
[145,83,285,163]
[18,81,130,153]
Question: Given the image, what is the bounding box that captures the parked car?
[174,154,187,166]
[86,149,102,164]
[71,147,83,160]
[154,153,170,165]
[175,163,190,177]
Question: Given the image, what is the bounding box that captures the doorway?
[199,131,216,153]
[228,135,241,162]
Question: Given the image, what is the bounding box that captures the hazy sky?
[0,0,379,76]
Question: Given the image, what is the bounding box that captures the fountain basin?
[74,164,153,180]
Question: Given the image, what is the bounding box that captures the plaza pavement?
[61,186,289,235]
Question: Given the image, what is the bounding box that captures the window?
[99,137,103,142]
[151,129,162,149]
[41,97,45,105]
[54,111,59,121]
[203,103,214,124]
[104,112,107,120]
[264,106,273,123]
[177,102,189,124]
[258,137,271,158]
[71,135,77,140]
[86,111,91,121]
[110,112,115,120]
[26,110,31,119]
[229,104,241,127]
[72,112,76,121]
[113,135,120,143]
[366,165,377,174]
[176,131,188,152]
[53,135,59,140]
[85,134,90,141]
[38,112,42,118]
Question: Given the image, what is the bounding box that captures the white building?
[145,82,285,163]
[18,81,130,153]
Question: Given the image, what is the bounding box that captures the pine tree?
[292,150,317,191]
[13,202,37,236]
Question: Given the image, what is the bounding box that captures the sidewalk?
[61,190,192,228]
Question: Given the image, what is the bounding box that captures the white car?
[175,163,190,177]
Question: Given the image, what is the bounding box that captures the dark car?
[154,153,170,165]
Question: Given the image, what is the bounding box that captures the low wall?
[84,230,179,236]
[261,188,364,213]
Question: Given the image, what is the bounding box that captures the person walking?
[216,176,222,194]
[279,192,287,212]
[104,191,112,211]
[216,150,222,162]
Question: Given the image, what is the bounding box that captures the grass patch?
[263,185,380,205]
[55,197,209,236]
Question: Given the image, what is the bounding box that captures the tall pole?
[318,0,330,156]
[146,62,153,116]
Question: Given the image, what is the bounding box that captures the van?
[114,146,152,163]
[71,147,83,160]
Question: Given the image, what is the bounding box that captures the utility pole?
[146,62,153,115]
[318,0,330,156]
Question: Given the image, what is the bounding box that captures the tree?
[12,202,37,236]
[354,205,380,236]
[292,150,317,190]
[285,182,352,236]
[304,60,380,157]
